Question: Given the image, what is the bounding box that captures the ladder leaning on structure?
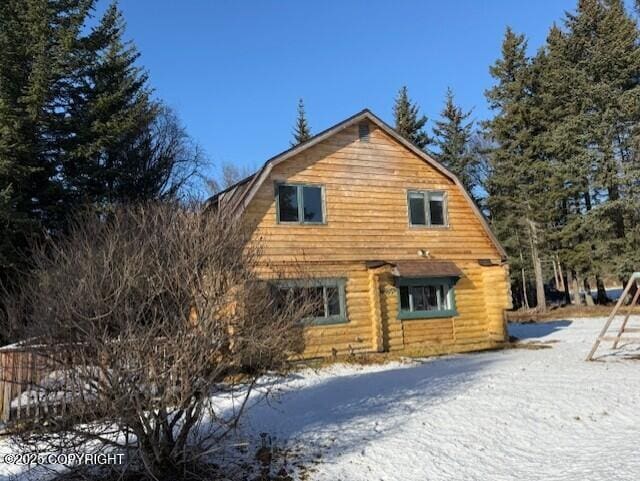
[586,272,640,361]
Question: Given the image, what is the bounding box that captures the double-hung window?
[408,190,447,227]
[398,277,457,319]
[276,183,325,224]
[274,279,347,325]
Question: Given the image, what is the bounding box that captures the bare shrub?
[4,202,315,479]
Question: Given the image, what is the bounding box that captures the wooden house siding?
[235,116,510,358]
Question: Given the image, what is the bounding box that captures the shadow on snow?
[508,320,572,340]
[235,354,494,461]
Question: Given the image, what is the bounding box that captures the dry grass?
[503,337,558,350]
[291,340,510,369]
[290,351,415,369]
[507,304,640,322]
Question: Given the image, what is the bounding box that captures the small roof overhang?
[392,260,463,278]
[366,260,463,278]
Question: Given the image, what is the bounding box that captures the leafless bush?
[4,202,316,480]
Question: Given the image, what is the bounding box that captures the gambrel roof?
[209,109,506,259]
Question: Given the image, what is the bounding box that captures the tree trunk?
[519,249,530,310]
[556,257,566,292]
[521,267,530,310]
[527,219,546,311]
[584,189,592,212]
[552,258,560,291]
[595,275,609,304]
[583,278,594,306]
[563,273,572,305]
[621,277,639,305]
[572,272,585,306]
[557,260,571,305]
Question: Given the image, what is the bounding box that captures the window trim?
[406,189,449,228]
[397,276,458,320]
[276,278,348,325]
[275,182,327,225]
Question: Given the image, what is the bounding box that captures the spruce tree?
[291,98,311,146]
[66,2,160,206]
[432,88,477,195]
[393,86,432,150]
[484,27,549,310]
[539,0,640,299]
[537,21,598,304]
[0,0,201,289]
[0,0,93,278]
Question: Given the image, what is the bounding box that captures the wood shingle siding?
[216,110,510,358]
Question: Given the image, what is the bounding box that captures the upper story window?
[276,183,325,224]
[407,190,447,227]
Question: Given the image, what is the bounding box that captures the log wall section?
[244,122,510,358]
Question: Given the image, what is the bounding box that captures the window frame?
[275,278,348,325]
[397,276,458,320]
[275,182,327,225]
[406,189,448,228]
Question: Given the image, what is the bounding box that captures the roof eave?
[216,109,508,260]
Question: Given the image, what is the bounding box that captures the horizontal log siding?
[378,262,501,354]
[482,264,511,342]
[245,122,509,357]
[276,263,375,358]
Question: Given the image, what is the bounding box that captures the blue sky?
[100,0,581,178]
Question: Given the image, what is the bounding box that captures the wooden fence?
[0,339,226,429]
[0,344,65,425]
[0,341,173,428]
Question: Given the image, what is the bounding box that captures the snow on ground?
[238,317,640,481]
[0,317,638,480]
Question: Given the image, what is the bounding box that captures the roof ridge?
[205,108,506,260]
[208,108,372,203]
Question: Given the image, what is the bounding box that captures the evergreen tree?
[482,0,640,307]
[0,0,93,278]
[66,2,165,206]
[539,0,640,300]
[393,86,432,149]
[291,98,311,146]
[432,88,477,195]
[537,21,599,304]
[484,27,549,310]
[0,0,202,289]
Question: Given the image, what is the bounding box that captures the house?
[211,109,512,358]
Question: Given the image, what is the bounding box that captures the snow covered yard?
[0,317,638,481]
[239,317,640,481]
